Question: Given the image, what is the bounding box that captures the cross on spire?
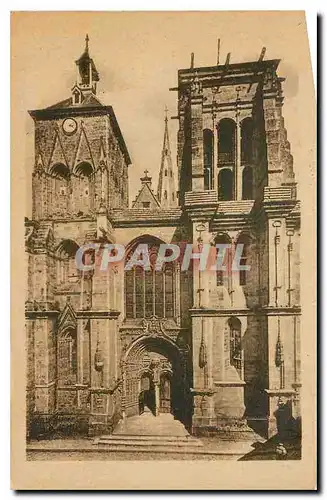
[85,34,89,53]
[164,106,169,123]
[144,169,149,177]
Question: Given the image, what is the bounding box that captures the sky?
[11,11,314,215]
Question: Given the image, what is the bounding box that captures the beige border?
[11,11,316,490]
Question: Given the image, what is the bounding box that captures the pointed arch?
[48,161,70,215]
[72,159,94,214]
[73,126,94,172]
[74,161,94,178]
[48,131,69,171]
[56,239,80,284]
[124,235,176,320]
[56,239,80,257]
[57,327,77,386]
[72,88,81,105]
[123,335,186,420]
[125,234,167,255]
[49,162,70,180]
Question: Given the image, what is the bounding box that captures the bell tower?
[71,34,100,105]
[29,35,131,221]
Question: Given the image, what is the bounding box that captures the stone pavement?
[27,410,292,461]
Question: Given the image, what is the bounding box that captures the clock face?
[62,118,77,135]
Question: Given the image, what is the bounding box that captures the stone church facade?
[25,37,301,440]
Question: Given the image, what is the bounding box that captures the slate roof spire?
[157,108,177,208]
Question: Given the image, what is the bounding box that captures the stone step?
[99,434,201,443]
[94,436,203,448]
[92,444,208,454]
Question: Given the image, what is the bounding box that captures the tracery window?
[125,241,176,319]
[228,317,242,377]
[57,328,77,386]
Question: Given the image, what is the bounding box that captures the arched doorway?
[122,336,188,424]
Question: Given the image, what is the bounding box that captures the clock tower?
[29,35,131,221]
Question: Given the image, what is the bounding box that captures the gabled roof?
[132,178,161,209]
[46,92,103,110]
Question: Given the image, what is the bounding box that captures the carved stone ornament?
[191,73,203,96]
[142,315,167,337]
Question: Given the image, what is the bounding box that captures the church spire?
[157,108,177,208]
[85,33,89,54]
[72,34,100,104]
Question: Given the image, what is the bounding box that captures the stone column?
[190,80,204,191]
[235,121,241,200]
[29,313,57,436]
[88,246,122,435]
[154,384,160,416]
[267,219,287,307]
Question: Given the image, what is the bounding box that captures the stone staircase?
[93,433,204,454]
[93,411,207,456]
[26,410,264,460]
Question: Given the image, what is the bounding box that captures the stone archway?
[122,335,187,424]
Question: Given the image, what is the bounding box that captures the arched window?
[241,117,253,164]
[218,119,236,165]
[218,169,234,201]
[215,233,232,288]
[203,129,213,190]
[125,239,176,319]
[58,328,77,386]
[56,239,80,284]
[75,162,93,178]
[237,234,251,286]
[242,166,253,200]
[50,163,70,180]
[165,169,168,176]
[49,163,70,213]
[73,89,80,105]
[228,317,242,376]
[164,190,168,200]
